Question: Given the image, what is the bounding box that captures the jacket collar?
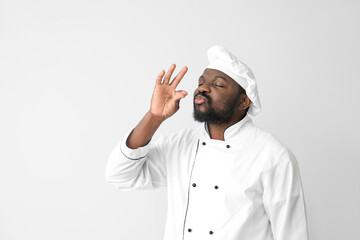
[202,114,253,141]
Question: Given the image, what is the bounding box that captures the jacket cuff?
[120,130,152,161]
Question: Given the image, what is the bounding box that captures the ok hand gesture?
[149,64,188,120]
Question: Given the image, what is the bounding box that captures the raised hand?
[149,64,188,120]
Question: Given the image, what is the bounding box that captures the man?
[106,45,309,240]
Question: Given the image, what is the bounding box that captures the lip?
[194,95,208,105]
[195,98,206,104]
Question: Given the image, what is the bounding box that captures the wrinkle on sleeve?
[105,130,167,190]
[261,148,309,240]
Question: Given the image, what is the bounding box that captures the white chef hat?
[206,45,261,116]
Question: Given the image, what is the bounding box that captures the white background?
[1,0,359,239]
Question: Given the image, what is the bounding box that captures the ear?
[237,94,252,110]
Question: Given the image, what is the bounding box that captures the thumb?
[174,90,188,102]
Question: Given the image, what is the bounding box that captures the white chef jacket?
[106,115,309,240]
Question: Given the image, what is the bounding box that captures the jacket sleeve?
[262,148,309,240]
[105,130,167,190]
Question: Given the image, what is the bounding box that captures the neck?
[207,112,247,141]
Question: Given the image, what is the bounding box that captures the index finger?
[170,66,188,88]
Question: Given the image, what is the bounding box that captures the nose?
[197,82,211,94]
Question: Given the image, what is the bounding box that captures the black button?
[214,185,219,189]
[192,183,197,187]
[209,231,214,235]
[226,144,230,148]
[188,228,192,232]
[202,142,206,146]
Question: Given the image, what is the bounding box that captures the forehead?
[200,68,237,84]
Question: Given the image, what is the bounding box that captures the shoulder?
[247,124,287,149]
[152,127,200,149]
[148,127,200,158]
[245,123,295,167]
[163,127,200,144]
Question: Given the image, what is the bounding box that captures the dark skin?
[126,64,251,149]
[194,68,251,140]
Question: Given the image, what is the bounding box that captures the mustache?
[194,92,211,102]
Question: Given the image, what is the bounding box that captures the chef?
[106,45,309,240]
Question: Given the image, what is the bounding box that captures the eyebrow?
[199,76,228,82]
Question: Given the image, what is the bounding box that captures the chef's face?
[193,68,244,125]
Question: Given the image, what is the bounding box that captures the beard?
[193,92,240,125]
